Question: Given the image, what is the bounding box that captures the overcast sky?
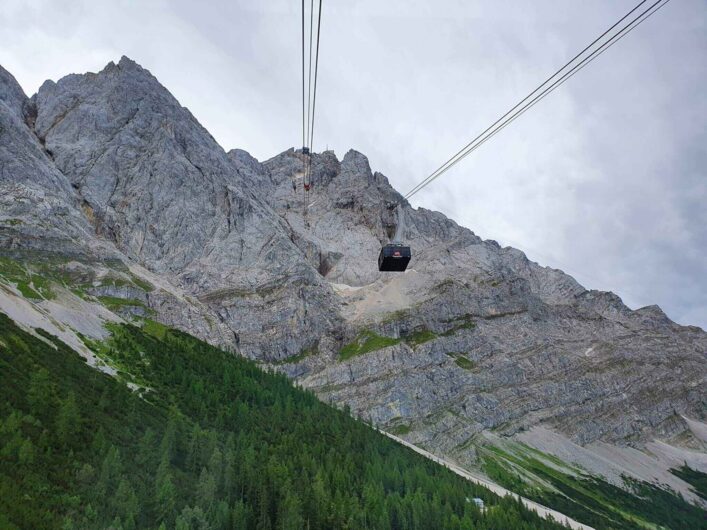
[1,0,705,329]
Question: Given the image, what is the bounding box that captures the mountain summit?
[1,57,705,514]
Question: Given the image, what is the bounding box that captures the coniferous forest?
[0,312,574,530]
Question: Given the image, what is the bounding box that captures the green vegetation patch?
[0,257,55,299]
[15,281,42,299]
[97,296,152,315]
[479,443,707,530]
[0,256,26,277]
[0,311,573,530]
[29,275,55,299]
[0,255,152,304]
[379,308,413,324]
[388,423,412,436]
[339,330,401,360]
[481,453,531,496]
[141,319,168,340]
[454,356,476,370]
[78,323,153,389]
[445,352,477,371]
[127,272,154,292]
[441,314,476,336]
[404,328,437,347]
[82,270,153,295]
[671,464,707,500]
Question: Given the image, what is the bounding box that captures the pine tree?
[97,386,111,412]
[27,368,55,420]
[213,500,230,530]
[106,516,124,530]
[256,484,273,530]
[55,391,81,446]
[363,482,388,529]
[176,506,210,530]
[278,489,303,530]
[222,437,237,503]
[114,478,139,530]
[97,446,123,498]
[18,438,34,466]
[196,467,217,513]
[136,428,157,470]
[310,471,329,530]
[231,500,250,530]
[208,446,224,494]
[159,406,181,464]
[175,515,189,530]
[76,462,95,486]
[155,454,177,525]
[185,423,202,472]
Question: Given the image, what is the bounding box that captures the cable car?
[378,243,411,272]
[378,204,411,272]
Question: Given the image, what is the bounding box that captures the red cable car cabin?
[378,243,411,272]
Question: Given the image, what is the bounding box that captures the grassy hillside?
[0,312,571,530]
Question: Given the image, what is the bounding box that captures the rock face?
[0,61,233,349]
[32,57,341,359]
[1,58,705,483]
[0,65,100,257]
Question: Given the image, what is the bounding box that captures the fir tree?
[155,453,177,525]
[55,391,81,446]
[27,368,55,420]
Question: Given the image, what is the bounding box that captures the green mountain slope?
[0,312,570,530]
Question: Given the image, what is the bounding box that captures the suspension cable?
[301,0,306,152]
[309,0,323,153]
[403,0,670,202]
[406,0,649,198]
[306,0,314,155]
[299,0,324,215]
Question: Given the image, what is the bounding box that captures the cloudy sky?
[1,0,705,328]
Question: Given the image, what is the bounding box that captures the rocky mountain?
[1,56,706,520]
